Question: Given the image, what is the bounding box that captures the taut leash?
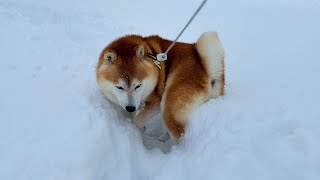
[147,0,208,62]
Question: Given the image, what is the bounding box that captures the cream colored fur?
[196,31,224,98]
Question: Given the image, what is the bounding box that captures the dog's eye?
[116,86,124,90]
[135,84,141,90]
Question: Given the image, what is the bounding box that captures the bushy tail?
[196,31,225,97]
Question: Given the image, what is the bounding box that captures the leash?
[147,0,208,62]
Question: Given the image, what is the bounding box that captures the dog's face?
[96,35,158,113]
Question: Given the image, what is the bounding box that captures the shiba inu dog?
[96,31,224,142]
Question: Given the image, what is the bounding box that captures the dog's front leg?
[133,102,160,129]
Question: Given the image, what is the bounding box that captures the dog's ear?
[103,51,116,65]
[136,45,145,57]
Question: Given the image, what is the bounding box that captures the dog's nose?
[125,106,136,112]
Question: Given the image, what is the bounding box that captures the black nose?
[125,106,136,112]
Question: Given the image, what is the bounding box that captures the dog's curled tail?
[196,31,225,97]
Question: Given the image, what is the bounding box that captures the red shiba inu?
[96,31,224,142]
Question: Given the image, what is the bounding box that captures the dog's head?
[96,35,158,113]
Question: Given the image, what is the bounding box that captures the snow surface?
[1,0,320,179]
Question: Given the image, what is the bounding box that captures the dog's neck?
[144,36,171,98]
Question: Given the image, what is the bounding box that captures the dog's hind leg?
[161,81,210,143]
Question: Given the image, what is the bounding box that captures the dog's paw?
[158,132,170,142]
[140,126,146,133]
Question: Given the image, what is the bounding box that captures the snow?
[1,0,320,179]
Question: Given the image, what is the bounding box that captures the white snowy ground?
[1,0,320,179]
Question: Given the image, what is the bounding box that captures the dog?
[96,31,224,142]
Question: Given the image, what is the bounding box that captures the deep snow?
[1,0,320,179]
